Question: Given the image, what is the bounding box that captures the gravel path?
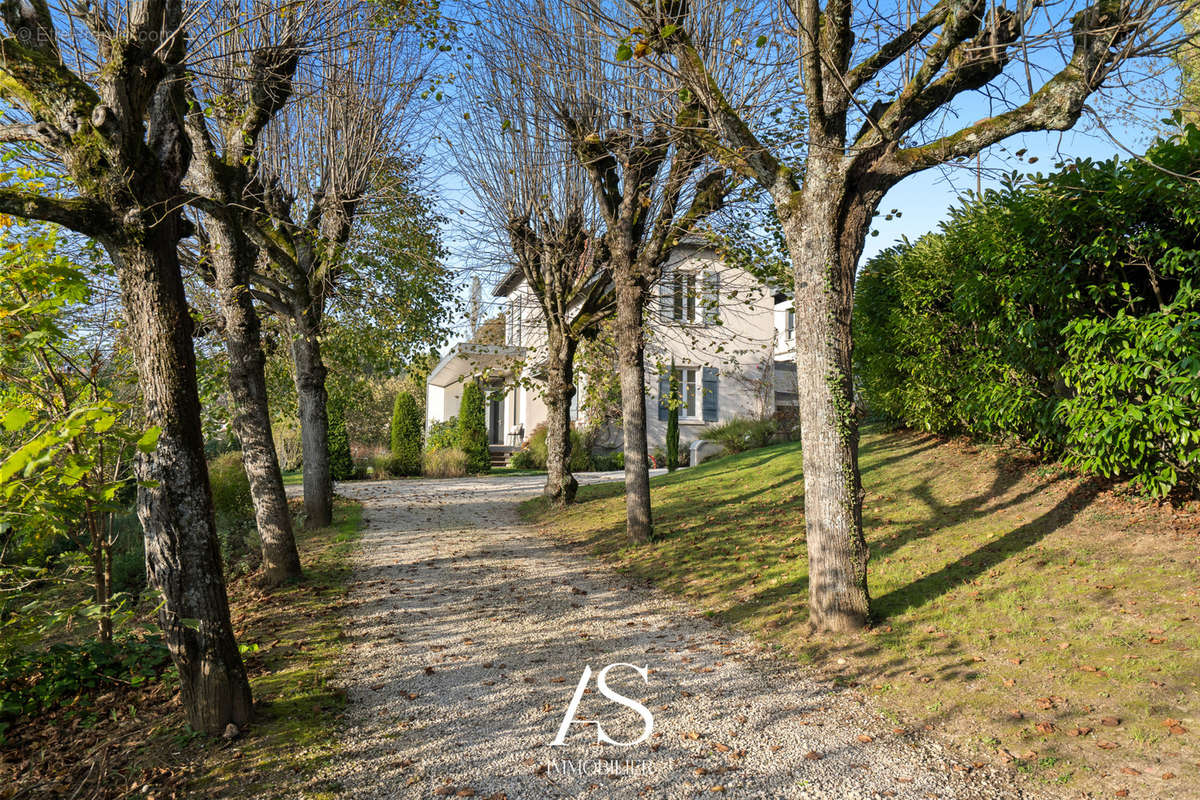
[318,474,1043,800]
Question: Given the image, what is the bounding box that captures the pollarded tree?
[515,0,735,540]
[390,391,423,476]
[629,0,1191,632]
[457,11,614,504]
[184,3,331,586]
[245,5,438,527]
[0,0,251,731]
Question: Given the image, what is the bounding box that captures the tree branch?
[0,189,111,237]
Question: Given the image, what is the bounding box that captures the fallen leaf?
[1120,767,1141,776]
[1035,722,1055,734]
[1162,772,1176,780]
[804,751,823,760]
[1098,741,1119,750]
[857,734,874,743]
[1101,717,1121,727]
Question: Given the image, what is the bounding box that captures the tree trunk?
[614,272,653,544]
[774,166,874,633]
[292,315,332,529]
[543,330,579,506]
[111,229,252,734]
[210,222,302,585]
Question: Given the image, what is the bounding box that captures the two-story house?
[424,240,798,460]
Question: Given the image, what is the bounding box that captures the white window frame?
[785,308,795,340]
[671,272,697,324]
[671,366,700,420]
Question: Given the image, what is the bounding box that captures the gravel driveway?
[317,473,1041,800]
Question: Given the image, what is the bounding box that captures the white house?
[425,241,798,460]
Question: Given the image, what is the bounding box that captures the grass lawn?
[524,425,1200,798]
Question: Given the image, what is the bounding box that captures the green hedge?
[389,391,422,476]
[457,381,490,473]
[855,127,1200,496]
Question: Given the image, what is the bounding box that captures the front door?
[488,397,502,445]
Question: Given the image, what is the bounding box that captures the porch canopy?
[426,343,524,387]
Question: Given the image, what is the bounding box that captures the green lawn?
[524,425,1200,798]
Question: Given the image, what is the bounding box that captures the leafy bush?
[457,381,490,473]
[516,423,592,471]
[327,396,354,481]
[704,417,777,454]
[508,448,539,469]
[426,417,457,452]
[389,391,423,476]
[207,452,258,569]
[854,127,1200,496]
[1057,292,1200,496]
[592,450,624,471]
[422,447,469,478]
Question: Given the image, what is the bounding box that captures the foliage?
[457,381,490,473]
[704,416,778,454]
[327,396,355,482]
[517,423,594,471]
[576,321,623,424]
[0,219,146,642]
[591,450,624,471]
[508,448,539,469]
[426,417,458,452]
[422,447,469,478]
[855,128,1200,496]
[389,392,423,476]
[1057,291,1200,496]
[0,636,170,741]
[207,452,258,570]
[666,366,680,472]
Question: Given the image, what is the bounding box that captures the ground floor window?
[672,366,699,419]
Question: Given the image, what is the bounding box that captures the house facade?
[425,242,798,458]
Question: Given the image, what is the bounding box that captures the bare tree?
[0,0,251,730]
[627,0,1193,632]
[457,23,614,503]
[508,0,733,541]
[244,5,435,527]
[184,2,335,585]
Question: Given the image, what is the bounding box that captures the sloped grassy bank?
[523,426,1200,798]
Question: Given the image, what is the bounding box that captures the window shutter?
[659,269,673,323]
[657,373,670,421]
[703,271,720,325]
[701,367,719,422]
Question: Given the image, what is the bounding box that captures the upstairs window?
[671,272,697,323]
[785,308,795,341]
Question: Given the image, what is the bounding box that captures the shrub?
[423,447,469,478]
[516,424,592,471]
[666,383,680,472]
[426,417,457,452]
[389,391,423,476]
[207,452,258,569]
[854,126,1200,495]
[272,415,303,471]
[509,448,539,469]
[592,450,624,471]
[704,417,777,454]
[1058,294,1200,496]
[457,381,490,473]
[327,396,354,481]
